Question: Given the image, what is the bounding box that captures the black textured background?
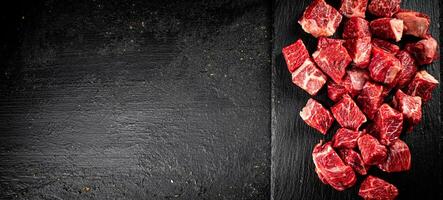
[271,0,441,200]
[0,0,271,199]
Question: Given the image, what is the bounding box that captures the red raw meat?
[300,99,334,135]
[394,50,418,89]
[339,0,368,18]
[331,94,367,130]
[342,17,371,39]
[313,38,352,83]
[312,141,357,191]
[370,18,404,42]
[407,70,439,102]
[344,37,372,68]
[368,0,401,17]
[357,81,385,119]
[405,36,439,65]
[298,0,343,38]
[282,39,310,73]
[281,1,440,196]
[372,38,400,54]
[393,89,422,131]
[347,68,371,85]
[338,148,369,175]
[373,104,404,146]
[345,68,371,96]
[317,37,345,49]
[378,139,411,172]
[315,167,329,185]
[395,10,430,38]
[368,46,402,85]
[359,176,399,200]
[332,128,362,149]
[327,81,348,102]
[358,134,387,165]
[327,69,370,101]
[291,58,327,95]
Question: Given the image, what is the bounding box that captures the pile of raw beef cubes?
[282,0,439,199]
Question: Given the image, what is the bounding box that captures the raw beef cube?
[317,37,345,49]
[328,69,368,101]
[298,0,343,38]
[370,18,404,42]
[357,81,385,119]
[358,134,387,165]
[312,141,357,191]
[373,104,403,146]
[342,17,371,39]
[344,68,370,96]
[327,69,369,102]
[368,46,402,85]
[378,139,411,172]
[313,39,352,83]
[282,39,310,73]
[331,94,367,130]
[332,128,361,149]
[291,58,327,95]
[393,90,422,131]
[327,81,348,102]
[339,0,368,18]
[315,167,329,185]
[405,36,439,65]
[395,10,430,38]
[407,70,439,102]
[300,99,334,135]
[394,51,418,89]
[344,37,372,68]
[338,148,369,175]
[371,38,400,54]
[359,176,399,200]
[368,0,401,17]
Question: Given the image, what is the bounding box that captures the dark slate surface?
[0,0,271,199]
[271,0,441,200]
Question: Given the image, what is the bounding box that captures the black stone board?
[271,0,441,199]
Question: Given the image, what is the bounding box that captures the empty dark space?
[0,0,271,199]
